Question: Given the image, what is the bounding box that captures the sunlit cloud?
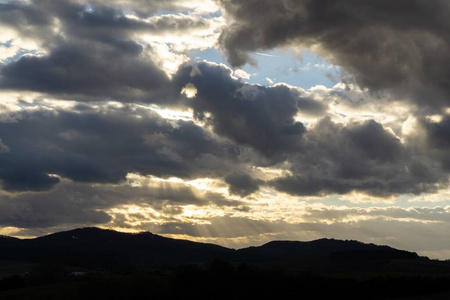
[181,83,198,99]
[1,0,450,261]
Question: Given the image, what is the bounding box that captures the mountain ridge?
[1,228,449,300]
[16,227,418,254]
[0,227,426,268]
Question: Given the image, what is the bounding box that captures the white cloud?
[233,68,251,80]
[409,189,450,203]
[265,77,274,84]
[180,83,198,99]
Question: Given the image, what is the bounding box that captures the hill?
[1,228,450,300]
[0,227,426,271]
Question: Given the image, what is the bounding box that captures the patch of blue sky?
[190,47,224,65]
[201,10,222,18]
[396,194,450,208]
[1,49,38,65]
[0,40,13,48]
[190,47,341,90]
[153,10,185,17]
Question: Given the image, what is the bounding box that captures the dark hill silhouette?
[0,235,20,245]
[3,228,450,300]
[235,239,420,262]
[0,228,231,270]
[0,227,424,271]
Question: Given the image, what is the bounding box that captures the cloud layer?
[219,0,450,110]
[1,0,450,258]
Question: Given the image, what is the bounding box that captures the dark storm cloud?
[33,0,212,42]
[225,172,260,197]
[174,62,319,157]
[1,0,450,202]
[425,117,450,148]
[0,0,156,34]
[0,0,212,36]
[0,0,214,45]
[0,105,238,191]
[422,116,450,171]
[170,62,450,197]
[0,2,46,25]
[0,41,170,101]
[0,188,112,228]
[0,0,213,103]
[0,2,54,38]
[59,6,212,37]
[0,58,447,198]
[218,0,450,109]
[296,95,328,116]
[272,117,445,197]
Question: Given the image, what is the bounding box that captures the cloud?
[173,62,317,157]
[0,174,241,229]
[77,0,220,16]
[0,41,171,101]
[421,116,450,171]
[0,1,173,101]
[225,172,260,197]
[2,0,450,260]
[0,139,9,153]
[272,117,446,197]
[0,104,238,191]
[0,182,112,229]
[0,0,221,101]
[424,116,450,148]
[1,59,448,198]
[218,0,450,110]
[0,2,54,40]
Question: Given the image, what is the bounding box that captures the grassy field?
[0,261,38,278]
[0,259,449,300]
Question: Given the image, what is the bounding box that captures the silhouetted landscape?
[3,1,450,299]
[1,228,450,299]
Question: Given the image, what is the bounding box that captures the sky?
[0,0,450,259]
